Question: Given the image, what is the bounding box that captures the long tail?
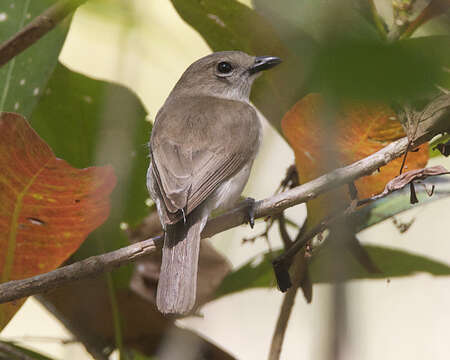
[156,211,207,315]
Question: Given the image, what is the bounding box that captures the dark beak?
[248,56,282,75]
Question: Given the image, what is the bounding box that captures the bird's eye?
[217,61,233,74]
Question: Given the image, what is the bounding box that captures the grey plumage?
[147,51,281,314]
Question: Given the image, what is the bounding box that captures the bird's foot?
[244,197,256,229]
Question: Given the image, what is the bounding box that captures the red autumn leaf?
[281,93,429,223]
[0,112,116,328]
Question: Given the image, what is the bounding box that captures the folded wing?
[149,96,260,225]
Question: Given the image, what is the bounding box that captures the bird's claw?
[244,197,256,229]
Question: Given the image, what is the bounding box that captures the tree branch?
[0,0,88,67]
[0,238,161,304]
[0,95,448,305]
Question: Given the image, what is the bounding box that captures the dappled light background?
[2,0,450,359]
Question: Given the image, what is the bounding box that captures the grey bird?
[147,51,281,314]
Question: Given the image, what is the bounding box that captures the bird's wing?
[149,96,260,225]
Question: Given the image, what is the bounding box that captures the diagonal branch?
[0,237,161,304]
[0,95,448,304]
[0,0,88,67]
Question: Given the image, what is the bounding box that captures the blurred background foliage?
[0,0,449,359]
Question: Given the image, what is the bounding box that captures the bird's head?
[171,51,282,101]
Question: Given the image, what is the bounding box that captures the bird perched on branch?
[147,51,281,314]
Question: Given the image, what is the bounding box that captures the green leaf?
[253,0,380,44]
[310,244,450,283]
[216,244,450,299]
[171,0,278,53]
[311,35,450,101]
[253,3,450,101]
[0,0,71,117]
[215,250,280,298]
[0,340,55,360]
[31,63,151,287]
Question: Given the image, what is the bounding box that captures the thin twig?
[0,0,88,67]
[0,103,447,304]
[269,204,355,360]
[272,212,344,290]
[277,213,293,249]
[268,257,304,360]
[268,213,311,360]
[398,142,410,174]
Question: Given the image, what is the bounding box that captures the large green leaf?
[253,1,450,101]
[216,244,450,298]
[31,63,151,287]
[0,0,71,117]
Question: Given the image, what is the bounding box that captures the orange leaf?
[281,94,428,223]
[0,112,116,328]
